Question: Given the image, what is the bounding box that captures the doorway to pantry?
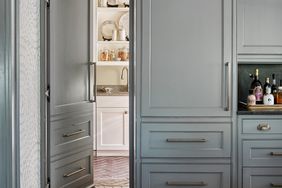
[93,0,131,187]
[42,0,133,187]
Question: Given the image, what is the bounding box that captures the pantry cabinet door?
[237,0,282,55]
[139,0,232,117]
[96,108,129,151]
[48,0,94,187]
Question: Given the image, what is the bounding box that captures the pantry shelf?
[97,7,129,12]
[97,61,129,66]
[97,41,129,45]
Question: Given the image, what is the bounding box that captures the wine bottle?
[251,69,263,104]
[272,74,278,94]
[263,77,271,94]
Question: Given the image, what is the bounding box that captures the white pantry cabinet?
[96,96,129,156]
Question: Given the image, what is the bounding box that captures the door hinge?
[45,0,50,8]
[45,85,50,102]
[45,177,50,188]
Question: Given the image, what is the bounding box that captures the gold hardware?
[166,181,207,186]
[257,123,271,131]
[63,129,85,137]
[166,138,207,142]
[63,167,86,177]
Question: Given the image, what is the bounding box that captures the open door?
[47,0,95,187]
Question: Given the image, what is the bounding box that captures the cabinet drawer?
[141,123,231,158]
[243,168,282,188]
[142,164,230,188]
[51,114,92,157]
[96,96,129,108]
[243,140,282,166]
[242,119,282,134]
[50,150,93,188]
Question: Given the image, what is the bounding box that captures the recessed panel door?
[48,0,95,187]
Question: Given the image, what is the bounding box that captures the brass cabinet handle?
[124,111,128,114]
[257,123,271,131]
[166,181,207,186]
[63,167,86,177]
[271,183,282,187]
[270,152,282,156]
[63,129,86,137]
[166,138,207,142]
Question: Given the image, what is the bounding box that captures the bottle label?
[253,86,263,101]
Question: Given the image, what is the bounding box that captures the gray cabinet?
[140,0,232,117]
[243,168,282,188]
[141,123,231,158]
[50,150,93,188]
[237,0,282,55]
[136,0,233,187]
[142,164,230,188]
[243,140,282,166]
[238,116,282,188]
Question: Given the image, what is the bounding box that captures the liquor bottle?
[263,87,274,105]
[251,69,263,104]
[272,74,278,93]
[263,77,271,94]
[272,74,278,103]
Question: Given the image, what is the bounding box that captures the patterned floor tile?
[93,156,129,188]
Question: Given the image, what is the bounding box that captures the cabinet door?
[139,0,232,117]
[96,108,129,151]
[238,0,282,55]
[243,168,282,188]
[142,164,230,188]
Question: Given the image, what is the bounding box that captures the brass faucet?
[121,66,129,92]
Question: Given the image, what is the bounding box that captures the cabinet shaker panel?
[237,0,282,54]
[140,0,232,117]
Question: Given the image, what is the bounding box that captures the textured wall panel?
[19,0,41,187]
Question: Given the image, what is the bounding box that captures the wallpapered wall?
[19,0,41,187]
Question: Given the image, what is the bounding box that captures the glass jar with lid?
[99,48,109,61]
[277,86,282,104]
[117,47,128,61]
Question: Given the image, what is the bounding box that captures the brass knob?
[257,123,271,131]
[124,111,128,114]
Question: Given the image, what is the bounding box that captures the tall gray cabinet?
[136,0,234,187]
[236,0,282,187]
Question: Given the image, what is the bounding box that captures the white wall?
[19,0,41,187]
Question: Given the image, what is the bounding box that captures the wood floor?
[93,156,129,188]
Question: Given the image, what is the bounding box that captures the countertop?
[237,103,282,115]
[237,110,282,115]
[97,85,129,96]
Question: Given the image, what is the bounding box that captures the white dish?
[107,0,118,7]
[101,20,117,40]
[119,12,129,38]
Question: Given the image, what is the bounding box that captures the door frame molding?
[40,0,136,187]
[0,0,20,187]
[40,0,48,187]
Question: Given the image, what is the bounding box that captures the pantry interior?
[92,0,130,187]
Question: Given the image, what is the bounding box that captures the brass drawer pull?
[271,183,282,187]
[166,181,207,186]
[166,138,207,142]
[63,167,86,178]
[63,129,86,137]
[257,124,271,131]
[270,152,282,156]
